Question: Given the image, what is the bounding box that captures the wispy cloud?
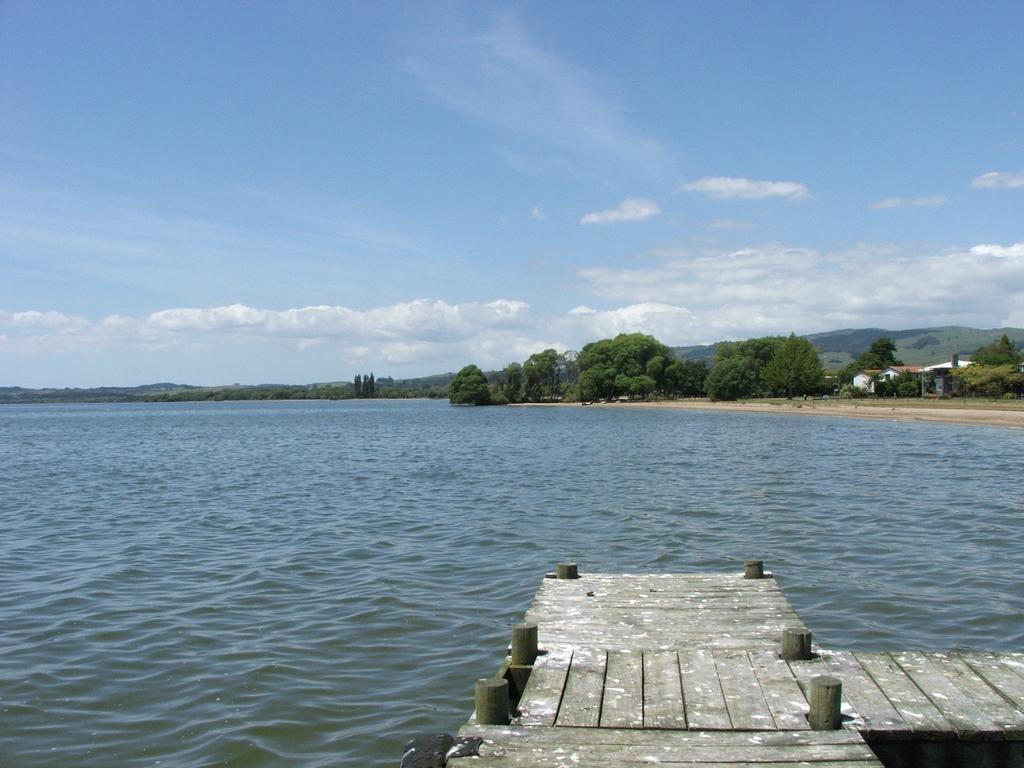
[530,206,545,221]
[405,11,671,178]
[681,176,810,201]
[971,171,1024,189]
[869,195,949,210]
[580,198,660,225]
[706,218,754,230]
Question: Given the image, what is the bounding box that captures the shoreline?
[515,399,1024,429]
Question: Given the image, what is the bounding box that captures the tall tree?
[763,333,824,398]
[523,348,561,401]
[449,364,492,405]
[704,352,757,401]
[973,334,1019,366]
[353,374,362,398]
[577,333,677,400]
[502,362,524,403]
[367,373,375,398]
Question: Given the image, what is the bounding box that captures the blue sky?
[2,1,1022,386]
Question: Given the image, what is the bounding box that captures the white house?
[852,369,880,392]
[878,364,925,381]
[923,355,972,394]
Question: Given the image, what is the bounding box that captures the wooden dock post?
[808,675,842,730]
[781,628,813,660]
[556,562,579,579]
[743,559,764,579]
[511,623,538,666]
[474,677,509,725]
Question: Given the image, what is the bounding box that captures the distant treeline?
[146,376,449,402]
[451,332,829,405]
[451,331,1024,405]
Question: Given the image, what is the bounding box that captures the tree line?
[452,330,1024,406]
[146,375,448,402]
[450,331,828,405]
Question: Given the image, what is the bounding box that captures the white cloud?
[970,243,1024,258]
[869,195,949,210]
[575,241,1024,340]
[560,303,698,340]
[6,242,1024,385]
[531,206,545,221]
[971,171,1024,189]
[0,299,540,375]
[580,198,661,225]
[681,176,810,201]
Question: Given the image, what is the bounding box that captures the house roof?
[924,358,973,371]
[885,365,925,373]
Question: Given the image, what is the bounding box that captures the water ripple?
[1,401,1022,766]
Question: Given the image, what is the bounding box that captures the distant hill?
[0,375,458,404]
[0,382,199,404]
[674,326,1024,369]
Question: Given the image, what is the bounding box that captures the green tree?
[865,337,901,366]
[523,348,561,401]
[662,359,707,397]
[502,362,524,403]
[704,352,758,401]
[973,334,1019,366]
[704,338,783,399]
[367,372,375,398]
[353,374,362,398]
[578,362,617,401]
[952,363,1023,399]
[577,333,678,400]
[763,333,824,398]
[840,336,903,383]
[449,364,492,405]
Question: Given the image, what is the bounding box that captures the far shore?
[513,398,1024,429]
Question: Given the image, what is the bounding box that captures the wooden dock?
[409,565,1024,767]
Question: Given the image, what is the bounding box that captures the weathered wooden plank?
[642,650,686,729]
[453,726,883,766]
[679,649,732,730]
[459,723,877,746]
[748,650,810,730]
[851,652,953,737]
[714,650,776,730]
[515,646,572,727]
[916,652,1024,736]
[600,649,644,729]
[476,742,882,761]
[555,647,606,728]
[524,606,794,618]
[960,652,1024,711]
[528,593,798,606]
[537,632,784,651]
[893,651,1004,737]
[818,650,906,735]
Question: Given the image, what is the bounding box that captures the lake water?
[1,400,1022,766]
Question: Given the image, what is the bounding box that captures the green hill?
[674,326,1024,370]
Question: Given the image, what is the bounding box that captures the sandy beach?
[528,399,1024,429]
